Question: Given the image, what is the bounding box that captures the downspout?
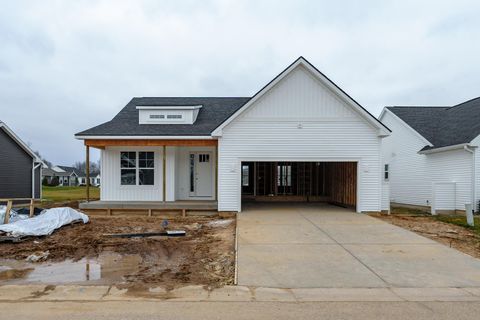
[31,162,42,199]
[464,146,476,212]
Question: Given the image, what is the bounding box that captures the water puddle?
[0,252,142,285]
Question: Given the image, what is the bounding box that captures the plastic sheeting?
[0,207,89,237]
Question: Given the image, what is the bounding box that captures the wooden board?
[85,139,218,148]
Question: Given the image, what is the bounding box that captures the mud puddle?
[0,251,142,285]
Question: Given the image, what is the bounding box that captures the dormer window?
[137,105,201,124]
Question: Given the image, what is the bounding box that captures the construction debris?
[25,251,50,262]
[103,230,186,238]
[0,207,89,238]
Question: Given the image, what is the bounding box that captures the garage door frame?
[236,157,361,213]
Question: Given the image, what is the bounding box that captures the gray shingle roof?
[75,97,251,137]
[57,166,86,177]
[387,97,480,151]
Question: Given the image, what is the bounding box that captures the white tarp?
[0,207,89,237]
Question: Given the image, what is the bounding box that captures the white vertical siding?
[381,112,431,207]
[166,146,176,201]
[218,66,384,212]
[100,146,164,201]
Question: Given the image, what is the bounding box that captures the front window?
[120,151,155,186]
[384,164,389,181]
[121,152,136,185]
[139,152,154,185]
[189,154,195,192]
[242,165,249,186]
[277,164,292,187]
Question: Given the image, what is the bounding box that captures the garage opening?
[241,162,357,208]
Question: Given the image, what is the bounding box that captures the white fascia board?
[0,121,41,161]
[418,143,476,154]
[75,135,215,140]
[135,105,203,110]
[212,57,390,137]
[381,108,433,147]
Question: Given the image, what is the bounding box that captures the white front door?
[189,152,213,197]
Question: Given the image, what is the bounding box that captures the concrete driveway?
[237,203,480,288]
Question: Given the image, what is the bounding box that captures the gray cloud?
[0,0,479,165]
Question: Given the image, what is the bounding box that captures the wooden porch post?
[86,145,90,202]
[163,145,166,202]
[215,145,218,201]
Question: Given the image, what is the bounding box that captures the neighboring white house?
[42,165,101,187]
[380,97,480,214]
[75,57,391,213]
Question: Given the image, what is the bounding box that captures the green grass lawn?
[434,215,480,236]
[42,186,100,202]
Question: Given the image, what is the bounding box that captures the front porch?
[79,200,218,216]
[83,138,219,214]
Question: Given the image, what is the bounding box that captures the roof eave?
[418,143,476,155]
[75,135,215,140]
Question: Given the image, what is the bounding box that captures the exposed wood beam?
[86,145,90,202]
[84,139,217,148]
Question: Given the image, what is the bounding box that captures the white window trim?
[120,151,156,187]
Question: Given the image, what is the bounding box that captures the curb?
[1,285,480,302]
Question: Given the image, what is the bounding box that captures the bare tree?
[73,160,100,173]
[33,150,52,167]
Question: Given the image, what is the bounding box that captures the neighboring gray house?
[42,165,101,187]
[380,97,480,214]
[0,121,42,199]
[55,166,85,186]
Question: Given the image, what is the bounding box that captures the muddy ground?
[370,212,480,259]
[0,215,236,289]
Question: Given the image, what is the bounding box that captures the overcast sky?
[1,0,479,165]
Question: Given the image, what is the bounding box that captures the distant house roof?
[386,97,480,151]
[0,121,41,162]
[75,97,251,137]
[42,168,57,177]
[57,166,86,177]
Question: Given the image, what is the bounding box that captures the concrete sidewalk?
[1,284,480,302]
[237,203,480,288]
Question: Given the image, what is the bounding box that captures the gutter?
[32,162,42,199]
[418,143,473,154]
[464,146,476,211]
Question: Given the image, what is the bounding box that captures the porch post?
[163,145,166,202]
[215,145,218,201]
[86,145,90,202]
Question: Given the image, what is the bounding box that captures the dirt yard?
[370,209,480,259]
[0,215,235,289]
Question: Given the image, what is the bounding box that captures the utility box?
[465,203,474,227]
